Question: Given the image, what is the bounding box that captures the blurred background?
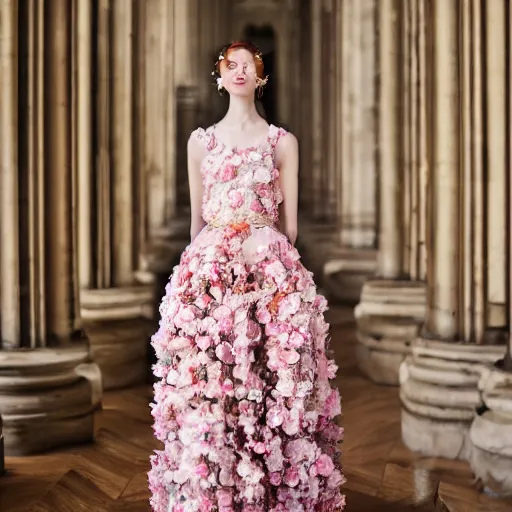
[1,0,512,510]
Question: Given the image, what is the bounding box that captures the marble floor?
[1,307,511,511]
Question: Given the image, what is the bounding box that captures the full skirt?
[149,223,345,512]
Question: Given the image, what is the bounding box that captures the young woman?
[149,41,345,512]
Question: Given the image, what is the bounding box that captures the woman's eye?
[228,62,236,70]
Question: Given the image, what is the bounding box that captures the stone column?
[140,0,197,284]
[174,0,199,227]
[0,0,102,456]
[76,0,153,391]
[295,0,340,287]
[298,0,313,212]
[399,0,507,467]
[467,0,512,495]
[323,0,378,305]
[354,0,426,384]
[310,0,323,220]
[321,0,337,223]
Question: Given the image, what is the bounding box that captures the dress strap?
[191,127,216,152]
[268,125,288,149]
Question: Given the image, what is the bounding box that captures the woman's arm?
[187,133,206,241]
[275,133,299,245]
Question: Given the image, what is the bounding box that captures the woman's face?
[220,48,259,97]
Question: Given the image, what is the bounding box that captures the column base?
[323,247,377,304]
[86,318,153,390]
[469,366,512,496]
[80,285,154,322]
[355,279,426,385]
[0,345,102,456]
[399,338,505,460]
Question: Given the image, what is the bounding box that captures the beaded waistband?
[207,212,275,229]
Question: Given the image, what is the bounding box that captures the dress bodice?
[192,124,288,228]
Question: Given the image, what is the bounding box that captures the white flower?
[216,77,223,90]
[218,54,224,60]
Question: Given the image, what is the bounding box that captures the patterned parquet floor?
[1,307,512,511]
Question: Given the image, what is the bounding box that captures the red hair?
[217,41,265,79]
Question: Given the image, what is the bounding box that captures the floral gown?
[149,124,345,512]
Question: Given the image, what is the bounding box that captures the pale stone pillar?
[76,0,153,391]
[298,1,313,211]
[140,0,198,282]
[174,0,200,224]
[296,0,347,292]
[292,0,338,288]
[288,0,303,136]
[322,0,338,223]
[399,1,507,473]
[0,0,101,456]
[323,0,378,305]
[467,0,512,496]
[310,0,323,220]
[354,0,426,383]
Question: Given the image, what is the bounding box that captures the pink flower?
[283,466,300,487]
[215,342,234,364]
[174,304,197,329]
[281,348,300,365]
[168,336,193,351]
[250,199,264,213]
[221,378,234,395]
[213,304,233,333]
[327,359,338,379]
[266,405,285,428]
[264,261,287,286]
[196,335,212,351]
[315,454,335,477]
[324,388,342,418]
[210,284,223,303]
[217,489,233,507]
[253,442,266,454]
[266,347,286,371]
[265,322,288,337]
[219,163,237,181]
[228,189,244,208]
[195,462,209,478]
[278,293,301,318]
[282,407,300,436]
[255,183,272,198]
[288,330,305,348]
[256,307,271,324]
[275,373,295,397]
[327,469,346,489]
[269,472,282,486]
[254,166,271,183]
[195,294,212,310]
